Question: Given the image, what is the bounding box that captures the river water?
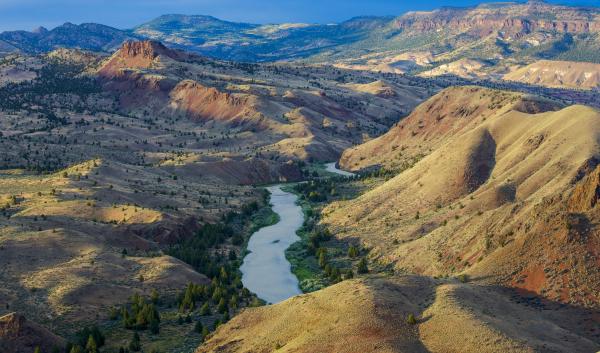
[240,164,355,304]
[324,162,355,177]
[240,185,304,304]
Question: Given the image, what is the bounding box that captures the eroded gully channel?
[240,163,354,304]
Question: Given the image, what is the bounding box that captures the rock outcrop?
[394,1,600,36]
[0,313,65,353]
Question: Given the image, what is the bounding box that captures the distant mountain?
[0,22,138,54]
[132,14,392,62]
[2,1,600,79]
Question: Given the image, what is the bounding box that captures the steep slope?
[340,86,562,171]
[0,313,65,353]
[503,60,600,89]
[328,87,600,309]
[199,276,599,353]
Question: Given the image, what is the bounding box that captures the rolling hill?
[503,59,600,89]
[333,87,600,310]
[0,40,434,349]
[200,276,598,353]
[200,85,600,353]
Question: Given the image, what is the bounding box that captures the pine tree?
[407,313,417,325]
[150,319,160,334]
[357,258,369,274]
[201,326,210,341]
[199,302,211,316]
[195,320,204,333]
[217,298,228,314]
[318,248,327,268]
[150,289,160,304]
[86,335,98,353]
[347,245,359,258]
[129,332,141,352]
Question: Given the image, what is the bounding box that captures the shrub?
[128,332,141,352]
[357,258,369,274]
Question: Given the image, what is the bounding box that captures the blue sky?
[0,0,598,32]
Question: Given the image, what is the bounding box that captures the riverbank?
[283,163,365,293]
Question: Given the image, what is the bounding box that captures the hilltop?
[0,313,65,353]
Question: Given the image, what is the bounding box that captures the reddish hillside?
[98,40,184,77]
[0,313,65,353]
[340,86,561,171]
[328,87,600,310]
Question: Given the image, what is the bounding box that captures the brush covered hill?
[503,59,600,89]
[198,275,599,353]
[331,87,600,310]
[132,1,600,67]
[0,40,433,347]
[0,22,137,54]
[96,40,430,162]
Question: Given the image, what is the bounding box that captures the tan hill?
[418,58,491,79]
[199,276,599,353]
[342,80,398,97]
[0,313,65,353]
[340,86,562,172]
[329,87,600,310]
[503,60,600,89]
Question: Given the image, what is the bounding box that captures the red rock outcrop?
[98,40,183,77]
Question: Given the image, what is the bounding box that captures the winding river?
[240,163,355,304]
[240,185,304,304]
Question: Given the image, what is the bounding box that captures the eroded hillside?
[0,40,436,350]
[200,85,600,353]
[331,87,600,310]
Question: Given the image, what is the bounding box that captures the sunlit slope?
[199,276,598,353]
[328,89,600,308]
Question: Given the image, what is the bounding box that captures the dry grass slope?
[503,60,600,90]
[199,276,598,353]
[328,87,600,311]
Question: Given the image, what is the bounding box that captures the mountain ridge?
[2,0,599,67]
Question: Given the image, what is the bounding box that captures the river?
[240,164,355,304]
[324,162,355,177]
